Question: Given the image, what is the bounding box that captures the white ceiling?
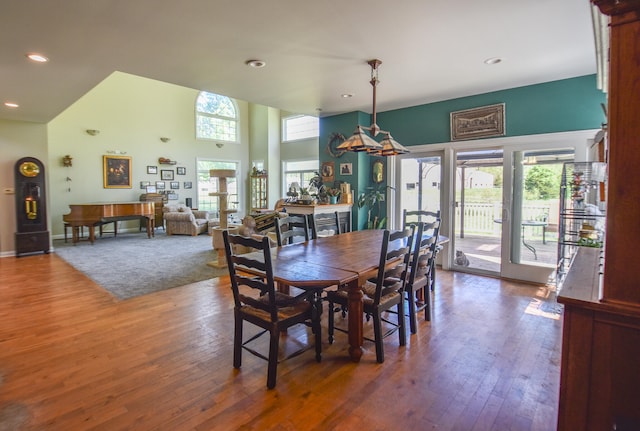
[1,0,597,124]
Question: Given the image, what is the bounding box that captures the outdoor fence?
[455,202,552,239]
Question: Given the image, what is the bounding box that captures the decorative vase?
[329,196,338,204]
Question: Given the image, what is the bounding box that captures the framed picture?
[155,181,166,190]
[103,155,132,189]
[147,165,158,174]
[167,192,178,200]
[176,167,186,175]
[170,181,180,190]
[321,161,335,182]
[184,181,192,189]
[450,103,505,141]
[145,185,157,193]
[161,169,174,180]
[140,181,150,189]
[340,163,352,175]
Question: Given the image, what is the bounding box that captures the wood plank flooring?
[0,253,562,430]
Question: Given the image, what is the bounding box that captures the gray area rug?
[54,231,228,300]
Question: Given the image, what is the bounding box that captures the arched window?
[195,92,238,142]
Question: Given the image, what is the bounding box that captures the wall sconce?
[86,129,100,136]
[62,155,73,167]
[160,137,170,143]
[216,143,224,148]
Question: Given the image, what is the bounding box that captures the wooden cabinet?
[556,2,640,429]
[250,173,268,211]
[140,193,167,230]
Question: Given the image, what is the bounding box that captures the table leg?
[88,225,96,244]
[346,279,363,362]
[521,226,537,260]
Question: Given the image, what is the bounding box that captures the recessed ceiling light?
[245,59,266,68]
[484,57,503,65]
[26,53,49,63]
[341,93,354,98]
[4,102,19,108]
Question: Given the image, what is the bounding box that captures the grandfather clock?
[14,157,50,256]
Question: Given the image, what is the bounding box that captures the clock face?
[19,161,40,177]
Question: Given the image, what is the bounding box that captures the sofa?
[163,204,212,236]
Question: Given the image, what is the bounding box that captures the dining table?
[240,230,387,362]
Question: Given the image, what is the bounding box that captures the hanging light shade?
[375,132,410,156]
[336,125,384,152]
[340,59,409,157]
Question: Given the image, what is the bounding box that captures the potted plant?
[326,187,341,204]
[357,187,387,229]
[299,187,312,204]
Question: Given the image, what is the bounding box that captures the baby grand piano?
[63,202,155,244]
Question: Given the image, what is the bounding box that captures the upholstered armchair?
[163,204,211,236]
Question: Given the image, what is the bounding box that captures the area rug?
[53,231,228,300]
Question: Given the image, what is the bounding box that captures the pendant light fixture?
[337,59,410,156]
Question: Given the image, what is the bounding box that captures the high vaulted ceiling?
[1,0,597,124]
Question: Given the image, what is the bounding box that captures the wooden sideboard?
[556,2,640,429]
[282,203,352,233]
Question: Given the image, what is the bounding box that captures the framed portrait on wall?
[147,165,158,174]
[321,161,335,182]
[103,155,132,189]
[161,169,174,180]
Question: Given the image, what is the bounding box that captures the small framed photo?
[170,181,180,190]
[340,163,352,176]
[176,167,186,175]
[167,192,179,200]
[140,181,150,189]
[161,169,174,180]
[147,165,158,174]
[156,181,166,190]
[146,185,157,194]
[184,181,193,189]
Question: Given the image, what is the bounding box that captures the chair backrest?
[406,221,440,288]
[337,211,352,234]
[223,230,279,322]
[402,209,441,229]
[371,227,414,304]
[275,214,310,246]
[311,211,341,239]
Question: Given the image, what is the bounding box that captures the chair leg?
[313,314,322,363]
[267,327,280,389]
[233,312,243,369]
[424,284,432,322]
[373,310,384,363]
[406,287,418,334]
[327,300,335,344]
[397,298,407,347]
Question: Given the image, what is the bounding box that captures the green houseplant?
[357,187,387,229]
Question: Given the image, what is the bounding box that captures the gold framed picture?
[450,103,505,141]
[103,155,132,188]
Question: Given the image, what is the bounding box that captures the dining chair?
[310,211,341,239]
[326,227,414,363]
[275,214,310,246]
[337,211,352,234]
[403,209,442,290]
[404,221,439,332]
[222,230,322,389]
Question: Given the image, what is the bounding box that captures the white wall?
[47,72,250,238]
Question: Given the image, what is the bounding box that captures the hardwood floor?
[0,253,562,430]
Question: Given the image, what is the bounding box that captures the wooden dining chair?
[403,209,442,290]
[310,211,341,239]
[275,214,310,246]
[326,227,414,363]
[337,210,352,234]
[404,221,440,332]
[222,230,322,389]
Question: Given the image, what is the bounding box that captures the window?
[282,115,319,142]
[283,160,318,195]
[196,92,238,142]
[196,159,241,221]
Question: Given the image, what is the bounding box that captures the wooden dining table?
[243,229,388,362]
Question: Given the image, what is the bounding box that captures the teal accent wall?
[320,74,607,230]
[377,74,606,146]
